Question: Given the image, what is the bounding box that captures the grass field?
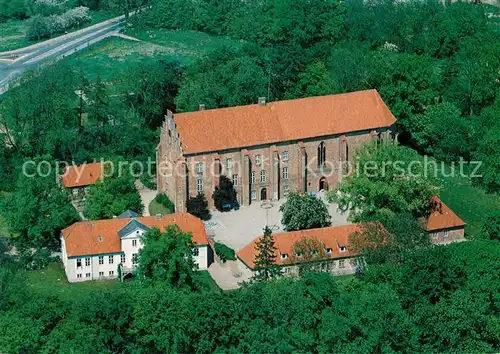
[68,28,240,83]
[148,197,173,215]
[434,163,500,238]
[0,11,115,53]
[25,262,220,300]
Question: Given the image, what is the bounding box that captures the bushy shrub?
[156,193,175,213]
[214,242,236,263]
[187,194,211,221]
[26,6,91,40]
[30,0,65,16]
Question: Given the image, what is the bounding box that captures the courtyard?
[206,193,349,253]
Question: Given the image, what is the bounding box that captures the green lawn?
[148,197,173,216]
[25,263,120,301]
[0,11,115,53]
[68,28,240,83]
[197,270,222,292]
[434,163,500,238]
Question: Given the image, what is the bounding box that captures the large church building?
[156,90,396,211]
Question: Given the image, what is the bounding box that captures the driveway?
[206,196,349,253]
[135,180,156,216]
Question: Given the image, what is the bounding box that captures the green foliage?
[214,242,236,263]
[186,193,210,221]
[329,142,438,222]
[26,7,92,41]
[0,157,79,249]
[280,192,331,231]
[136,226,199,289]
[409,102,471,161]
[175,45,267,111]
[251,226,281,282]
[482,211,500,241]
[84,162,143,219]
[154,193,175,213]
[212,175,237,212]
[0,0,29,21]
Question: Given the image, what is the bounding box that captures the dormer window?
[280,253,288,260]
[98,236,103,242]
[326,248,332,254]
[339,246,346,252]
[311,250,318,255]
[295,252,303,258]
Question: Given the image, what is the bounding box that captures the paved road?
[0,14,127,94]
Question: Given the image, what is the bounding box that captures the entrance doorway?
[319,177,328,191]
[260,188,267,201]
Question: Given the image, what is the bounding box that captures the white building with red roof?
[61,212,212,282]
[424,195,466,244]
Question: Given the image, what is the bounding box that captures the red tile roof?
[425,196,465,232]
[174,90,396,154]
[62,213,208,258]
[237,224,361,269]
[62,162,102,188]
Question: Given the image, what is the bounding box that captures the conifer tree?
[252,226,281,281]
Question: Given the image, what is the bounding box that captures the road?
[0,14,127,95]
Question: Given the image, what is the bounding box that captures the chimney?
[199,104,205,111]
[258,97,266,106]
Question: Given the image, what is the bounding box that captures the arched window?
[317,142,326,168]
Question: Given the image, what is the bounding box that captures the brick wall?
[429,226,465,244]
[158,111,393,211]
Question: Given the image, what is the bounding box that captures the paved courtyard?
[205,194,349,253]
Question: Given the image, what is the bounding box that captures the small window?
[311,250,318,255]
[98,236,103,242]
[121,254,126,263]
[255,155,262,166]
[132,239,137,247]
[132,253,138,265]
[295,252,303,258]
[109,256,114,264]
[197,178,204,193]
[283,184,290,196]
[444,230,449,238]
[260,170,266,183]
[98,256,104,265]
[432,232,438,238]
[196,162,204,175]
[109,271,114,276]
[326,248,332,254]
[99,271,104,277]
[85,257,90,267]
[339,246,346,252]
[282,151,289,161]
[280,253,288,260]
[77,274,82,279]
[251,190,256,200]
[339,259,345,268]
[193,247,199,256]
[282,167,288,180]
[251,171,256,184]
[76,259,82,268]
[232,174,239,186]
[226,158,232,170]
[85,273,91,278]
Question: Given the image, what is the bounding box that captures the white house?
[60,212,212,282]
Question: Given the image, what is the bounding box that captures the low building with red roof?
[425,195,466,244]
[157,90,396,212]
[61,212,211,282]
[237,224,364,277]
[61,162,103,198]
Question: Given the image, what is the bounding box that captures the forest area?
[0,0,499,352]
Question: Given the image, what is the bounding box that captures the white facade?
[61,223,210,283]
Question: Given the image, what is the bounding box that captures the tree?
[280,192,331,231]
[136,226,199,290]
[84,161,143,219]
[286,61,336,99]
[175,46,267,112]
[186,193,210,221]
[482,211,500,241]
[329,141,438,222]
[409,102,471,161]
[212,175,237,212]
[0,157,79,249]
[252,226,281,282]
